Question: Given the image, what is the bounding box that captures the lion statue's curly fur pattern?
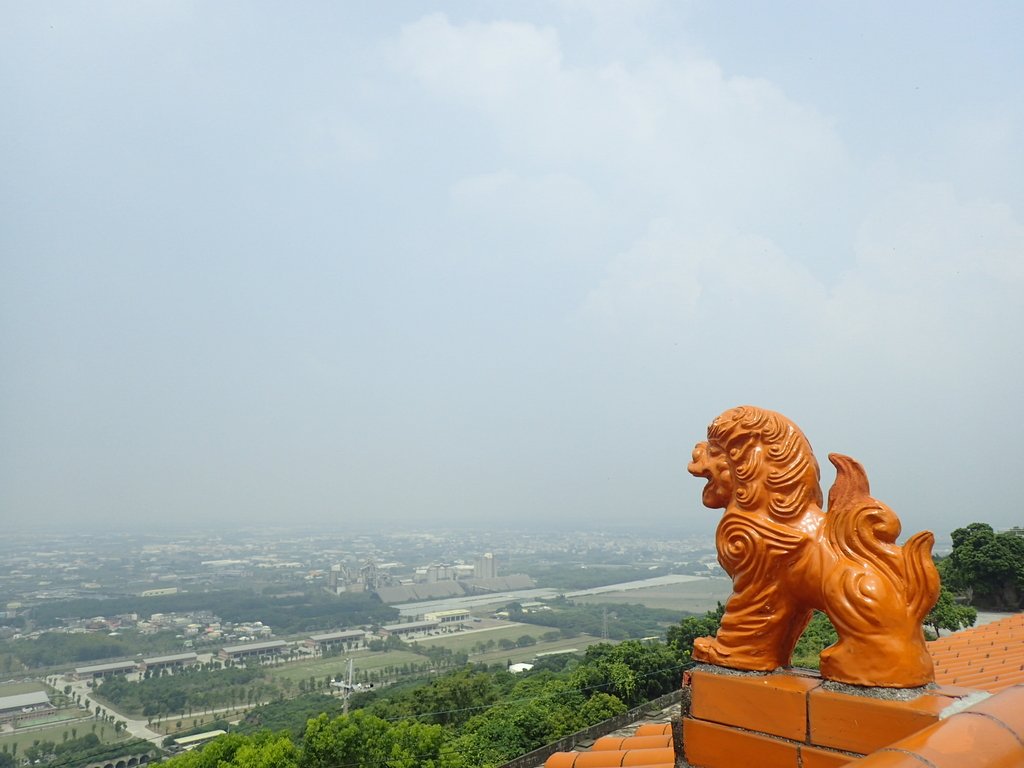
[689,406,939,687]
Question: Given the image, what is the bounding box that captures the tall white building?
[474,552,497,579]
[426,563,454,582]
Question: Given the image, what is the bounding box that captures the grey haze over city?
[2,2,1022,538]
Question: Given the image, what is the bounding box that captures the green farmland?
[267,650,424,685]
[570,577,732,614]
[0,721,126,755]
[265,621,603,686]
[410,623,554,652]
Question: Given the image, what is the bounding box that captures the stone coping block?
[680,664,1000,767]
[807,686,954,753]
[683,718,799,768]
[689,667,820,741]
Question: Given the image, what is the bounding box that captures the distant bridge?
[82,751,155,768]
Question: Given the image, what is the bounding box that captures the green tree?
[571,641,679,707]
[229,734,298,768]
[791,612,838,669]
[405,668,499,726]
[942,523,1024,608]
[925,586,977,637]
[160,732,252,768]
[666,604,724,661]
[302,710,462,768]
[578,691,627,722]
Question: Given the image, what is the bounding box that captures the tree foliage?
[97,665,276,717]
[790,612,838,669]
[165,732,297,768]
[302,710,459,768]
[570,640,679,707]
[238,694,347,737]
[159,636,687,768]
[7,630,181,667]
[18,734,151,767]
[665,604,724,661]
[925,586,977,637]
[667,604,843,670]
[941,523,1024,609]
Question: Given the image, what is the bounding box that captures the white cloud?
[394,12,857,326]
[394,14,1024,354]
[824,183,1024,364]
[394,13,846,193]
[395,13,564,115]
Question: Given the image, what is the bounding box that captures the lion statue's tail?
[903,529,941,622]
[824,453,903,589]
[819,453,939,686]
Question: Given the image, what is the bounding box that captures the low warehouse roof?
[0,691,50,712]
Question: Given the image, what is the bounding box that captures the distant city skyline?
[2,2,1022,539]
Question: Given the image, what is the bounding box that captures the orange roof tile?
[928,613,1024,692]
[632,723,671,737]
[542,725,677,768]
[849,684,1024,767]
[544,747,675,767]
[591,735,673,751]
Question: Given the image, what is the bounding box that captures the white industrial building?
[218,639,288,662]
[0,691,53,724]
[305,629,366,651]
[423,609,470,629]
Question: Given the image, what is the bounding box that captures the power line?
[154,660,695,768]
[44,658,693,768]
[265,663,694,768]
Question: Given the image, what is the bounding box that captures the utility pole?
[342,657,354,715]
[602,607,608,641]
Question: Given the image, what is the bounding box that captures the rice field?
[409,623,557,653]
[264,620,599,685]
[468,635,605,666]
[570,577,732,614]
[0,721,126,753]
[266,650,424,684]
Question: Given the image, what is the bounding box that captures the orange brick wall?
[681,667,974,768]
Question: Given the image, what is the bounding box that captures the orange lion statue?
[688,406,939,687]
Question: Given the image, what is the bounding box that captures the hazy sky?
[3,2,1022,538]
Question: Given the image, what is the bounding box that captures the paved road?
[50,675,269,746]
[54,675,164,746]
